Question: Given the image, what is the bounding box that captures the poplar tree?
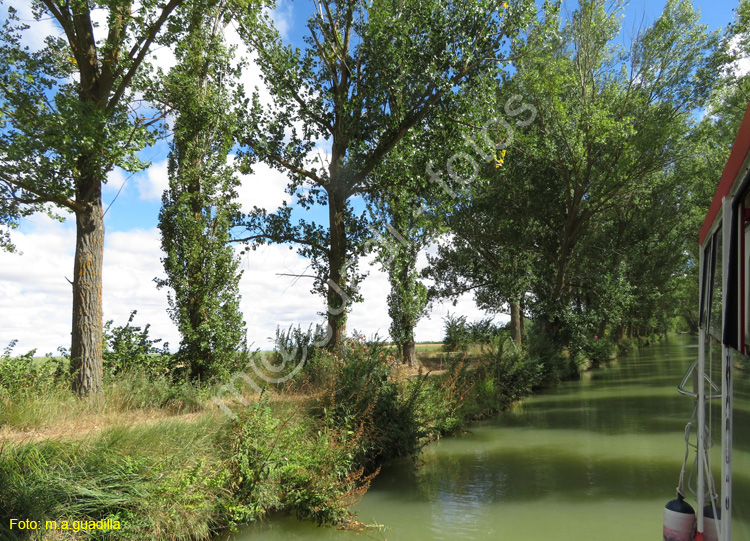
[231,0,536,351]
[155,0,246,382]
[425,0,719,350]
[0,0,185,394]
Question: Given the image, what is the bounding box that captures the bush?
[268,324,333,389]
[442,313,470,353]
[489,346,542,407]
[583,336,615,366]
[321,335,427,468]
[418,359,474,437]
[456,340,542,416]
[468,317,505,345]
[223,399,375,526]
[103,311,171,378]
[0,341,67,399]
[442,314,506,353]
[526,329,574,385]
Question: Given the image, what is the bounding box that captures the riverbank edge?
[0,335,662,541]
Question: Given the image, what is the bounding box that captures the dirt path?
[0,409,211,445]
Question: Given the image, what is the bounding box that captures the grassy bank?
[1,330,643,540]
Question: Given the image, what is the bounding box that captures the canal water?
[224,336,750,540]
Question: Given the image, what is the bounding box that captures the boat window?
[710,228,723,340]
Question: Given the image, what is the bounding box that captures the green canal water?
[222,336,750,540]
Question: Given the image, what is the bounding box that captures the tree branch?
[231,15,335,136]
[109,0,184,111]
[0,171,79,212]
[268,154,322,184]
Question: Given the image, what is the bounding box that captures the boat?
[666,100,750,541]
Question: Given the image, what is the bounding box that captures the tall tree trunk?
[402,340,417,367]
[188,174,211,381]
[70,173,104,395]
[509,300,522,347]
[327,190,348,351]
[615,325,625,343]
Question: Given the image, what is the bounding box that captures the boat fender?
[701,503,720,541]
[664,492,696,541]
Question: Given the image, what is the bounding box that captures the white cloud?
[104,167,129,196]
[90,7,109,46]
[135,160,169,200]
[0,216,498,357]
[270,0,294,40]
[233,157,291,213]
[0,218,179,355]
[8,2,60,52]
[736,56,750,78]
[0,216,75,355]
[147,43,178,75]
[728,35,750,78]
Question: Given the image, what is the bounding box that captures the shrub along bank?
[0,325,656,540]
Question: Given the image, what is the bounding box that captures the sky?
[0,0,745,355]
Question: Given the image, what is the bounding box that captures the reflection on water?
[221,336,750,540]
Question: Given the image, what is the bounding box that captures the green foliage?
[103,311,171,378]
[233,0,537,347]
[583,336,616,366]
[427,0,720,357]
[484,346,542,409]
[108,372,205,414]
[442,313,471,353]
[0,0,186,395]
[417,360,475,436]
[0,341,67,399]
[469,317,507,345]
[322,336,428,467]
[222,399,375,526]
[155,0,247,384]
[0,419,228,541]
[442,314,505,352]
[269,324,333,388]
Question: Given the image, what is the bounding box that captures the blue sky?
[0,0,745,354]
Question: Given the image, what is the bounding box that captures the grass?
[0,340,547,540]
[0,392,378,540]
[0,370,204,438]
[0,415,229,540]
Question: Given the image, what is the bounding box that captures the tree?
[155,0,247,382]
[424,157,538,347]
[518,0,716,338]
[0,0,185,394]
[231,0,536,350]
[366,137,445,365]
[664,0,750,335]
[425,0,719,352]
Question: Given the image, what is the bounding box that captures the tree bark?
[402,340,417,367]
[70,172,104,395]
[509,300,522,347]
[326,189,348,351]
[615,325,625,343]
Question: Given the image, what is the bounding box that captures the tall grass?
[0,369,206,434]
[0,331,550,540]
[0,417,226,540]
